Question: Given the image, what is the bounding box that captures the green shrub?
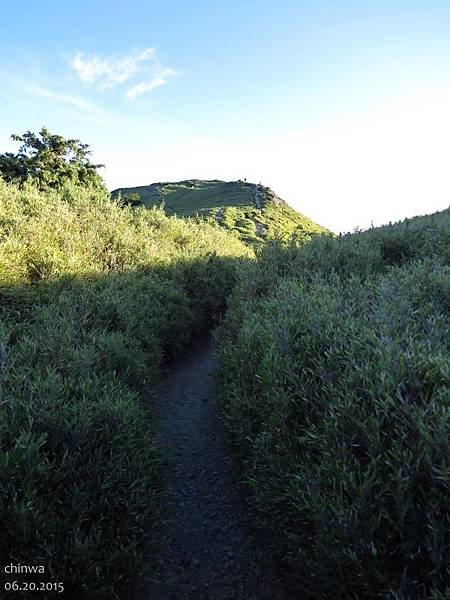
[0,179,249,598]
[217,209,450,598]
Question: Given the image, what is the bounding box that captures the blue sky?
[1,0,450,231]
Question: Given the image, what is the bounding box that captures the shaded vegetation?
[0,179,249,599]
[217,210,450,599]
[112,179,327,247]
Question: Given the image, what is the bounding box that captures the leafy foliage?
[217,209,450,598]
[0,127,105,191]
[0,179,249,598]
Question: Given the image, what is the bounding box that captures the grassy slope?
[0,180,250,599]
[217,208,450,599]
[112,179,327,246]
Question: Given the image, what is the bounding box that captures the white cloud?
[126,68,177,100]
[69,48,155,88]
[67,48,177,99]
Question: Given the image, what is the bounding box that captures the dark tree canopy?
[122,192,142,206]
[0,127,105,191]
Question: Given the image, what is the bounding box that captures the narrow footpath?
[147,336,286,600]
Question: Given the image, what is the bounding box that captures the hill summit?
[112,179,327,245]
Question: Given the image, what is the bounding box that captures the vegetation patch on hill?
[112,179,327,246]
[0,179,249,599]
[217,211,450,599]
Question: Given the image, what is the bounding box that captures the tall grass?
[217,209,450,598]
[0,180,249,598]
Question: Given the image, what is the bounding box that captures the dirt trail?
[146,335,286,600]
[253,184,263,209]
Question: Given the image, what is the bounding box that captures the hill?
[111,179,327,245]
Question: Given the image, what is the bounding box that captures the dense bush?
[217,209,450,598]
[0,180,249,598]
[0,128,105,192]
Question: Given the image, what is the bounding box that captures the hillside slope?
[112,179,327,245]
[217,206,450,598]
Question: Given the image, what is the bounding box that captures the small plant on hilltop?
[121,191,142,206]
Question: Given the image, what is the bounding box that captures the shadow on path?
[146,335,287,600]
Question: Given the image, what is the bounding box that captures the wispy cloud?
[0,72,120,126]
[126,68,178,100]
[28,84,102,113]
[69,48,155,88]
[0,63,121,126]
[68,48,177,99]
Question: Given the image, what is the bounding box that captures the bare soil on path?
[146,335,287,600]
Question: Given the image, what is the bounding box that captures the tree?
[0,127,105,191]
